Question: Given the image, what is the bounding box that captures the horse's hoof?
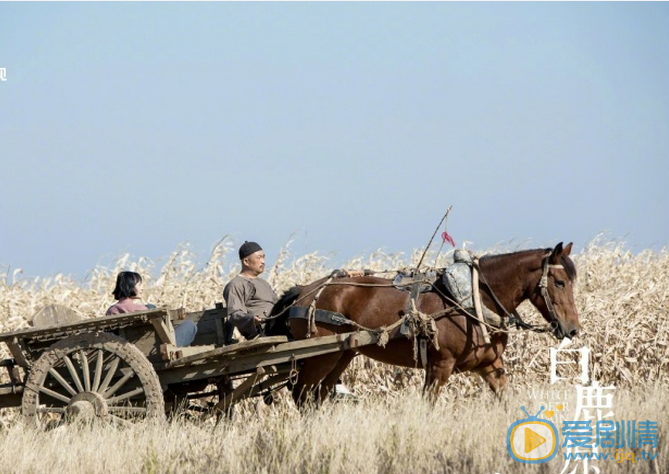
[330,384,358,403]
[263,393,274,406]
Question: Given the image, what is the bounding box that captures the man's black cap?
[239,241,263,260]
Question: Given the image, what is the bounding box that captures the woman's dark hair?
[112,271,143,300]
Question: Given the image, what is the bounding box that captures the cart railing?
[0,309,181,345]
[0,308,197,368]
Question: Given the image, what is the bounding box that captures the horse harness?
[287,269,439,367]
[287,254,564,368]
[290,269,372,337]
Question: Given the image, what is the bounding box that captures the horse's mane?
[480,248,577,281]
[265,286,302,338]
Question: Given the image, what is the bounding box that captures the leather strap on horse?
[471,264,492,344]
[289,306,356,327]
[540,259,563,331]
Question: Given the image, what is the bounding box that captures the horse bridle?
[474,254,563,334]
[539,257,564,330]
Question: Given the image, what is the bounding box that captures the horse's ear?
[550,242,564,264]
[563,242,573,257]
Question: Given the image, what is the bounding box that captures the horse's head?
[529,242,581,340]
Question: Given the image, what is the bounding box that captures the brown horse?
[267,242,580,407]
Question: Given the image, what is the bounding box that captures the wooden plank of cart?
[0,305,379,425]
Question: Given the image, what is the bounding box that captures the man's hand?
[254,315,266,325]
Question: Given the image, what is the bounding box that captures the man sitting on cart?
[224,241,357,401]
[223,241,277,340]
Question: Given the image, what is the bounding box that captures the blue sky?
[1,3,667,279]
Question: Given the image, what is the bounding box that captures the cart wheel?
[22,332,164,426]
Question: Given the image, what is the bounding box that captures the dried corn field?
[0,236,667,473]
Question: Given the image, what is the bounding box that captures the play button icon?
[524,427,546,453]
[507,407,558,464]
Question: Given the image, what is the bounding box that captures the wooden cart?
[0,305,379,425]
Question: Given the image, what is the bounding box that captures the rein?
[264,269,388,322]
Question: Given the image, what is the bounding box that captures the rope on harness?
[406,298,440,365]
[304,269,379,337]
[399,277,441,366]
[305,274,335,337]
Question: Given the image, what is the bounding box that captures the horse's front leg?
[317,350,357,404]
[291,351,347,410]
[423,357,456,403]
[475,356,508,398]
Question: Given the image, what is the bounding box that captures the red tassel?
[442,231,455,247]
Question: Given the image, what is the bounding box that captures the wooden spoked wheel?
[22,332,164,426]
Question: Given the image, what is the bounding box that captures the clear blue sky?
[1,3,667,279]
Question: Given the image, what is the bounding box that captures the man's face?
[243,250,266,276]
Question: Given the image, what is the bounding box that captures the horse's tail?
[265,285,303,338]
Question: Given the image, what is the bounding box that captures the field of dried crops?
[0,236,667,473]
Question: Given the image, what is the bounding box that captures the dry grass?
[0,386,666,474]
[0,236,667,473]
